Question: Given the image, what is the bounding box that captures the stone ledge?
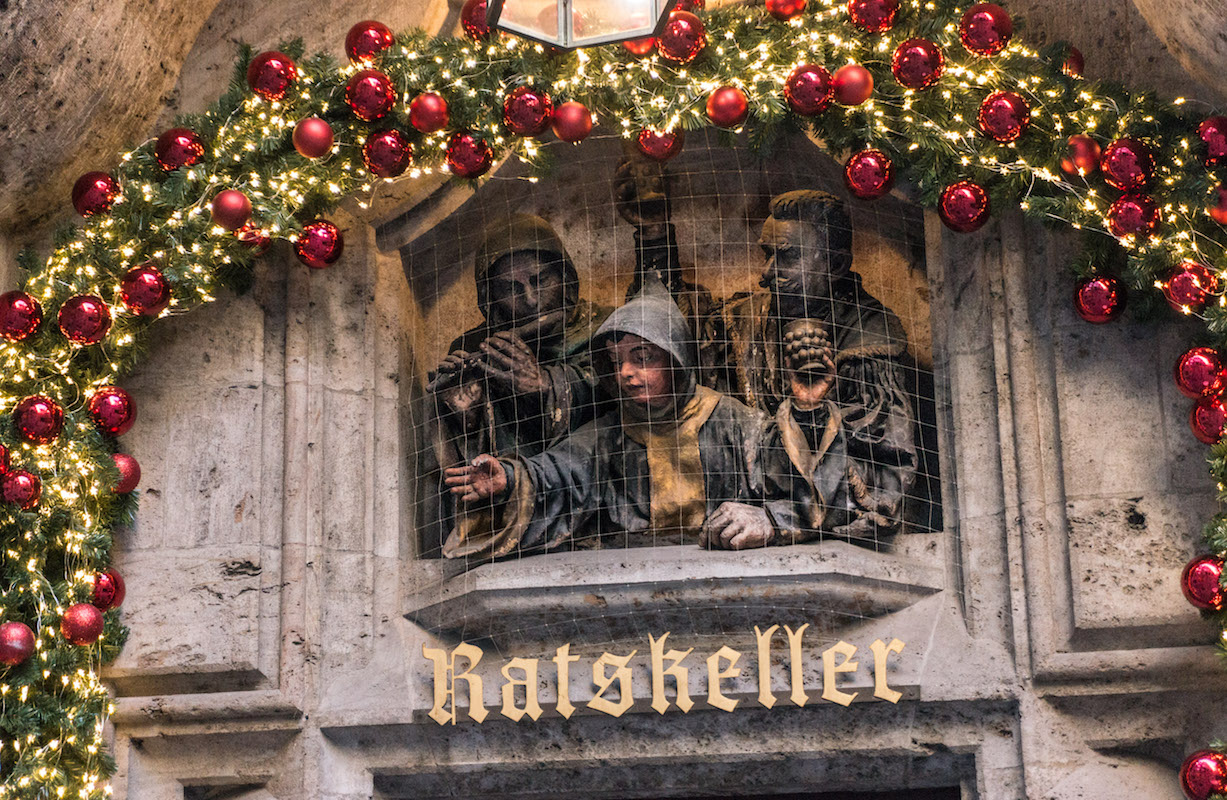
[404,541,944,649]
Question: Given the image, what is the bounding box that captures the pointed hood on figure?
[594,273,695,373]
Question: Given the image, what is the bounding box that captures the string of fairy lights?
[2,0,1227,795]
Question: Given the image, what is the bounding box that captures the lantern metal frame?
[486,0,681,50]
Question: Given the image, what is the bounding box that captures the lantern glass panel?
[498,0,563,41]
[571,0,659,42]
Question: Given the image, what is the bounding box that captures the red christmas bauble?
[959,3,1012,56]
[346,69,395,122]
[1191,397,1227,444]
[1181,750,1227,800]
[1163,261,1220,313]
[657,11,706,65]
[2,471,40,510]
[113,453,141,494]
[1073,275,1126,323]
[88,386,136,437]
[1061,135,1102,177]
[0,292,42,342]
[293,117,334,159]
[1100,138,1154,192]
[978,90,1030,142]
[832,64,874,106]
[446,132,494,178]
[58,295,111,345]
[706,86,749,128]
[551,102,593,143]
[362,129,413,178]
[346,20,395,63]
[892,38,944,90]
[295,220,344,269]
[120,263,171,317]
[766,0,806,21]
[1212,185,1227,226]
[61,604,104,646]
[461,0,491,40]
[14,395,63,445]
[623,36,655,56]
[1174,347,1226,398]
[246,51,297,101]
[0,621,34,667]
[938,181,990,233]
[91,569,126,611]
[409,93,449,134]
[503,86,554,137]
[1106,193,1159,238]
[636,129,684,162]
[844,149,894,200]
[847,0,899,32]
[71,172,120,217]
[1199,116,1227,169]
[154,128,204,172]
[784,64,833,116]
[211,189,252,231]
[236,223,271,255]
[1062,46,1084,78]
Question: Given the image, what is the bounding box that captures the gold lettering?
[870,638,905,704]
[754,624,780,709]
[822,640,859,707]
[785,624,809,707]
[705,646,742,712]
[553,644,581,719]
[588,651,637,717]
[649,632,694,715]
[423,642,488,725]
[500,657,543,722]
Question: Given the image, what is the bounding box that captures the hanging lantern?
[488,0,676,50]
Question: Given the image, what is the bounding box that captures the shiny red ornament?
[295,220,345,269]
[1073,275,1126,323]
[1191,397,1227,444]
[293,117,334,159]
[446,132,494,178]
[784,64,833,116]
[211,189,252,232]
[1181,750,1227,800]
[0,292,42,342]
[1062,46,1084,78]
[1106,193,1159,238]
[959,3,1012,56]
[1060,135,1102,177]
[1100,138,1154,192]
[409,93,449,134]
[362,130,413,178]
[113,453,141,494]
[71,172,120,217]
[977,90,1030,142]
[61,604,104,646]
[120,263,170,317]
[91,569,126,611]
[766,0,806,21]
[346,20,395,63]
[246,51,297,101]
[938,181,990,233]
[2,471,40,510]
[346,69,395,122]
[58,295,111,345]
[832,64,874,106]
[236,223,271,255]
[623,36,655,56]
[154,128,204,172]
[1163,261,1220,313]
[461,0,491,40]
[14,396,63,445]
[88,386,136,437]
[636,129,684,162]
[892,38,944,90]
[551,102,593,144]
[1211,185,1227,226]
[843,149,894,200]
[706,86,749,128]
[1174,347,1226,398]
[657,11,706,65]
[503,86,554,137]
[0,622,34,667]
[847,0,899,32]
[1198,116,1227,169]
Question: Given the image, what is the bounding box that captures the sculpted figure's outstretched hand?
[444,454,508,505]
[701,501,776,550]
